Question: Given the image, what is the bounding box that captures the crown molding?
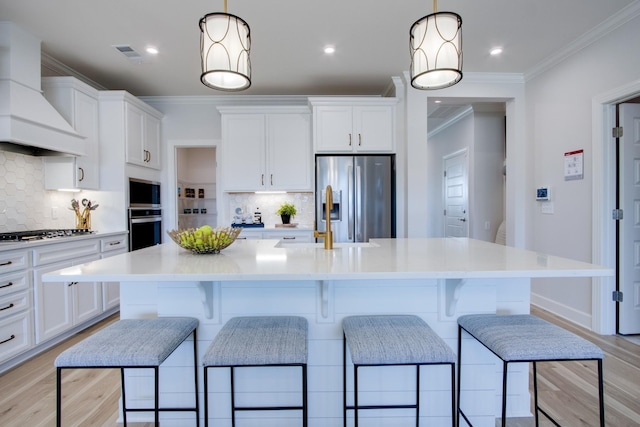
[525,1,640,81]
[41,52,107,91]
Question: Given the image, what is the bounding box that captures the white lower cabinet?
[33,239,102,344]
[100,234,128,310]
[0,234,128,372]
[0,250,33,364]
[34,254,101,344]
[0,310,32,364]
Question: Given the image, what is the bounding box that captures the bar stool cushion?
[457,314,604,361]
[343,315,456,365]
[203,316,308,366]
[55,317,199,368]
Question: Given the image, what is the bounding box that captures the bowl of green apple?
[167,225,242,254]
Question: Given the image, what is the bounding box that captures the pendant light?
[410,0,462,90]
[199,0,251,91]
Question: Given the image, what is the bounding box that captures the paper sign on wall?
[564,149,584,181]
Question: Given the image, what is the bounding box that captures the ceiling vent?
[113,45,146,63]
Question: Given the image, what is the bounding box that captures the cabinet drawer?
[0,310,33,364]
[236,231,263,240]
[33,239,100,267]
[0,250,29,275]
[268,230,314,242]
[0,270,29,298]
[101,235,128,253]
[0,290,30,321]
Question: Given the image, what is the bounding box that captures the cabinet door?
[267,113,312,191]
[125,103,146,166]
[222,114,266,190]
[101,245,127,310]
[34,261,73,343]
[72,254,102,325]
[353,106,394,152]
[314,106,354,152]
[144,113,161,169]
[73,90,100,188]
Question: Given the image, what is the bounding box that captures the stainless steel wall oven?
[128,178,162,251]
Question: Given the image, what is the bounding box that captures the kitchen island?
[43,238,612,427]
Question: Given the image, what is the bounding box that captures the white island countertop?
[42,237,612,282]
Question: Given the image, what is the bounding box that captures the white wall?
[472,112,506,242]
[527,12,640,328]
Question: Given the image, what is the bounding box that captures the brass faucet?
[314,185,334,249]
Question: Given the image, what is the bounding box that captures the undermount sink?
[275,241,378,249]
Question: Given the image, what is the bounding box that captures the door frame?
[592,79,640,334]
[165,139,220,231]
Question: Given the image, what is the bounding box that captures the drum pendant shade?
[410,11,462,90]
[199,12,251,91]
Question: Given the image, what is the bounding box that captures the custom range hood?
[0,22,85,156]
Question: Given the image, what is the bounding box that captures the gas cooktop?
[0,229,95,242]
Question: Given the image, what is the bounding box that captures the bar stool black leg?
[121,368,128,427]
[501,361,508,427]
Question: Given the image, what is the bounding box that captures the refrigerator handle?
[348,164,354,240]
[355,165,362,241]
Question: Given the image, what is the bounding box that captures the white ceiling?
[1,0,636,99]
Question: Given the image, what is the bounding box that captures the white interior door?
[443,149,469,237]
[619,103,640,334]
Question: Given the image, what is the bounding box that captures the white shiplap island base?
[43,238,612,427]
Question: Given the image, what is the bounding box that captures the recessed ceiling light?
[324,46,335,54]
[434,100,442,104]
[490,47,503,56]
[146,46,159,55]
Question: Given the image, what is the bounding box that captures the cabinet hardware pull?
[68,281,78,287]
[282,237,295,240]
[349,134,352,146]
[271,174,273,185]
[0,261,12,267]
[261,174,264,186]
[109,241,121,246]
[0,282,13,289]
[358,134,362,146]
[78,167,85,182]
[0,335,15,345]
[147,151,151,162]
[0,303,14,312]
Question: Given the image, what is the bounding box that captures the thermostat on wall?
[536,187,551,201]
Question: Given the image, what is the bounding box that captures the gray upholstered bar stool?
[457,314,605,427]
[342,315,456,427]
[202,316,308,427]
[55,317,199,427]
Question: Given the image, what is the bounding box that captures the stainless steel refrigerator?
[315,155,395,243]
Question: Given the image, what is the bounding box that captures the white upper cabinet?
[309,97,397,153]
[99,91,163,171]
[42,77,100,190]
[220,107,312,192]
[125,102,161,169]
[267,113,311,191]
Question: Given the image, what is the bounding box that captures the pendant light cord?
[224,0,228,13]
[433,0,437,12]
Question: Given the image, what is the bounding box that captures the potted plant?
[276,202,297,224]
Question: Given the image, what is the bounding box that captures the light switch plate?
[541,202,554,214]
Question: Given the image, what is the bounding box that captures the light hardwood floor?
[1,308,639,426]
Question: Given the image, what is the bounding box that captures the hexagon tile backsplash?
[0,151,77,231]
